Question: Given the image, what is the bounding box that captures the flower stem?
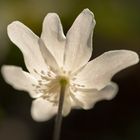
[53,81,66,140]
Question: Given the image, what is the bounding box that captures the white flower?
[1,9,139,122]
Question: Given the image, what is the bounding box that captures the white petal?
[1,65,41,98]
[39,39,59,72]
[31,98,57,122]
[7,21,48,75]
[75,50,139,90]
[70,82,118,110]
[41,13,66,67]
[64,9,96,72]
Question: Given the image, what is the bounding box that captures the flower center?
[59,77,69,87]
[32,69,69,105]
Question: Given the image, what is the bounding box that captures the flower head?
[1,9,139,121]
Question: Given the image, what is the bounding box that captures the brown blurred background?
[0,0,140,140]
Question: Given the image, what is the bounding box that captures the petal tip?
[1,65,6,77]
[43,12,60,23]
[1,65,10,79]
[105,82,119,100]
[82,8,96,25]
[47,12,59,17]
[122,50,139,65]
[7,21,20,30]
[31,98,57,122]
[7,21,22,38]
[1,65,22,85]
[82,8,95,18]
[83,8,93,14]
[131,51,139,64]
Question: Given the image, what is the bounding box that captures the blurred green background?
[0,0,140,140]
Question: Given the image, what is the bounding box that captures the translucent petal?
[1,65,41,98]
[31,98,57,121]
[7,21,48,75]
[75,50,139,90]
[70,82,118,109]
[39,39,59,72]
[64,9,96,72]
[41,13,66,67]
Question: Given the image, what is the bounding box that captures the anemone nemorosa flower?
[1,9,139,121]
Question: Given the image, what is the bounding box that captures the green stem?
[53,82,66,140]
